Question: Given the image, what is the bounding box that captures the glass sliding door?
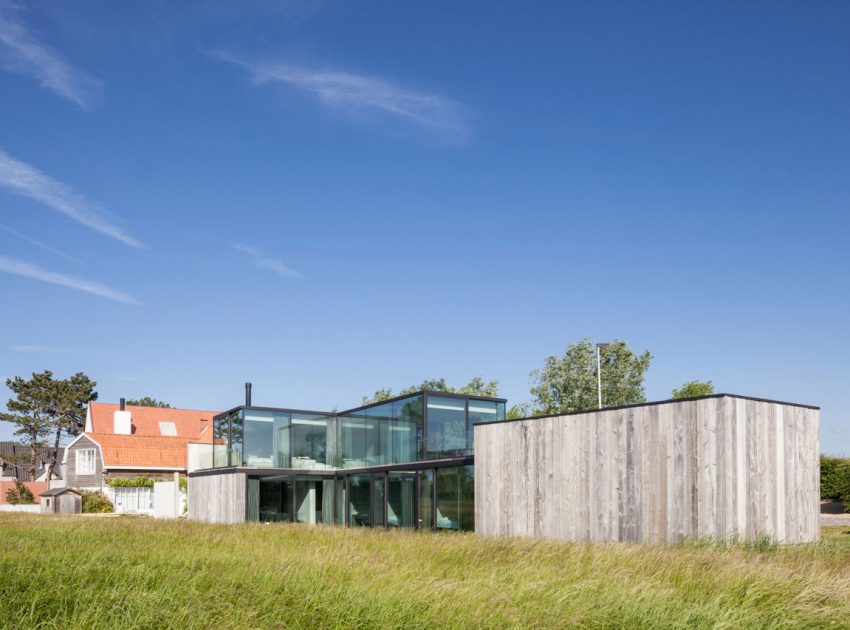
[348,474,371,527]
[259,477,293,522]
[387,472,416,528]
[419,469,434,531]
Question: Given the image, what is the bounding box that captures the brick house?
[63,399,217,513]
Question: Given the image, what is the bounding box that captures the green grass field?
[1,514,848,629]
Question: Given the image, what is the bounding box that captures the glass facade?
[208,390,506,532]
[247,465,477,531]
[210,392,504,472]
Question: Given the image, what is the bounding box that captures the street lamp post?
[596,342,609,409]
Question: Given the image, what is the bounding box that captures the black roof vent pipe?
[245,382,252,407]
[119,397,125,411]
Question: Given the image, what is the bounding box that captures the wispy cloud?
[230,243,302,280]
[0,148,142,248]
[0,255,140,304]
[0,1,102,108]
[217,52,469,144]
[11,344,123,358]
[0,222,84,263]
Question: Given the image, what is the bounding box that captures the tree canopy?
[1,370,97,480]
[671,380,714,399]
[125,397,172,408]
[362,377,499,405]
[529,339,651,415]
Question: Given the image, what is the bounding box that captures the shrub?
[5,480,35,504]
[106,476,155,488]
[81,490,113,514]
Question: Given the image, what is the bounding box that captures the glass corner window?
[426,396,468,457]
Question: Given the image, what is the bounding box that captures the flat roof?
[216,389,507,420]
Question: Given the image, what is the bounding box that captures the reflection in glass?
[466,400,500,451]
[436,465,475,531]
[213,412,229,467]
[229,410,243,467]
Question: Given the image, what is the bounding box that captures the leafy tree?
[506,402,531,420]
[529,339,651,414]
[671,380,714,399]
[125,397,172,408]
[362,377,499,405]
[1,370,97,481]
[5,479,35,504]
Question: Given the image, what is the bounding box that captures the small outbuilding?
[39,487,83,514]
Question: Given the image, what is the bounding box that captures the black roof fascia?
[474,393,819,427]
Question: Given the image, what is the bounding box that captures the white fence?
[0,504,40,513]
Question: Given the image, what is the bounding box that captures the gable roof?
[82,403,218,470]
[40,487,82,497]
[0,442,64,481]
[87,403,217,439]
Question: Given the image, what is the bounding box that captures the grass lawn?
[1,514,849,629]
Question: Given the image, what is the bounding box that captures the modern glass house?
[199,389,506,531]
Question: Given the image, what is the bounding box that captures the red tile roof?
[86,403,218,470]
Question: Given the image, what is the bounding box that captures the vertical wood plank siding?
[474,396,819,544]
[188,472,247,523]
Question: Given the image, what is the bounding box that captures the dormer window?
[159,422,177,436]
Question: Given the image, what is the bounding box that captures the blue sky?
[1,1,848,452]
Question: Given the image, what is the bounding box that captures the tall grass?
[1,514,849,629]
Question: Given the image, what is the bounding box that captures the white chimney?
[114,398,132,435]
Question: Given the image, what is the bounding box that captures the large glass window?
[426,396,468,456]
[393,395,422,463]
[291,414,328,469]
[340,413,366,469]
[348,474,371,527]
[242,411,275,467]
[372,475,385,527]
[436,465,475,531]
[419,469,434,531]
[366,403,393,466]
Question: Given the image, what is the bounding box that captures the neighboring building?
[189,387,820,544]
[63,400,217,513]
[189,386,506,528]
[0,442,64,482]
[39,487,82,514]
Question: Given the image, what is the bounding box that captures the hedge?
[821,455,850,512]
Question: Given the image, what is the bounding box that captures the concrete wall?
[474,395,820,544]
[188,471,246,523]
